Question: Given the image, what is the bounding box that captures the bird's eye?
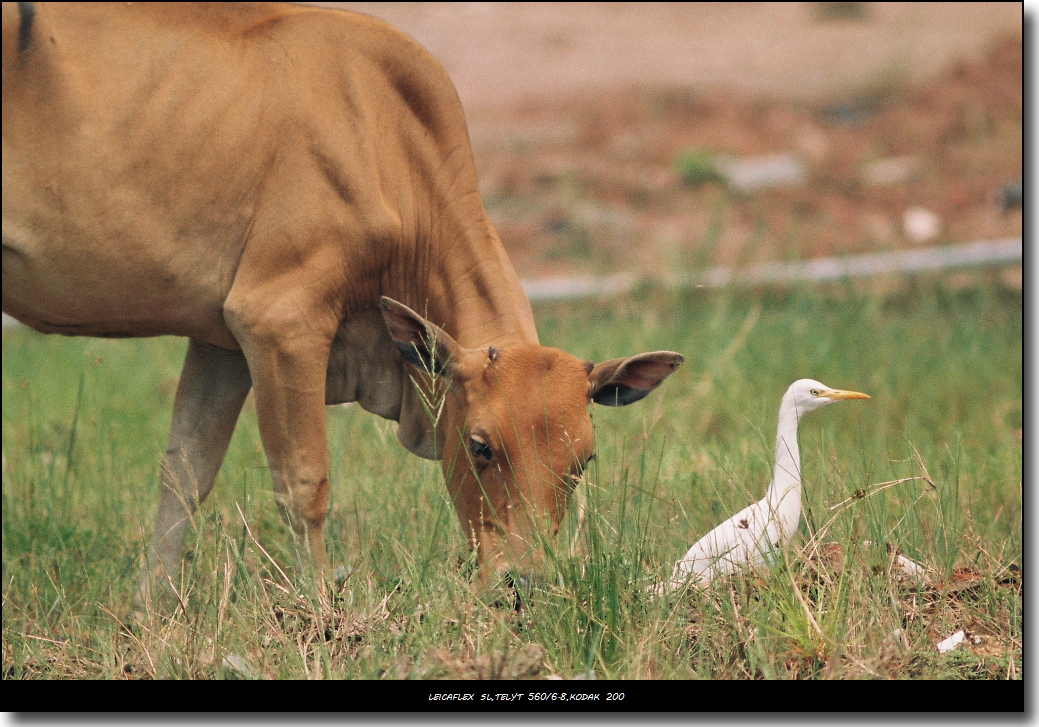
[469,435,493,461]
[810,389,820,396]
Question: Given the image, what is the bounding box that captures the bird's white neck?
[765,391,805,538]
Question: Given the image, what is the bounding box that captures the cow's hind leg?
[134,340,251,620]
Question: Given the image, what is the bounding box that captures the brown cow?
[2,2,682,613]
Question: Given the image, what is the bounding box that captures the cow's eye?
[469,435,493,461]
[575,452,596,476]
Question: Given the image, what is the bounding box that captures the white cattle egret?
[664,379,869,591]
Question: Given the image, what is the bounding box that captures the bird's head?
[788,378,870,416]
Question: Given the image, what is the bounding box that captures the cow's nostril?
[491,571,535,612]
[509,573,533,592]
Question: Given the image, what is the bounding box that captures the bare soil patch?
[317,4,1023,278]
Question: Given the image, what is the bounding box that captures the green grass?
[1,278,1021,680]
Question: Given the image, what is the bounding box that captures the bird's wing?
[673,498,775,582]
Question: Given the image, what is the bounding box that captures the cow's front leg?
[135,340,251,620]
[225,295,336,583]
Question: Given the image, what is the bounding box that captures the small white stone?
[714,153,808,193]
[903,206,942,243]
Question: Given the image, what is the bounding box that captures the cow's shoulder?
[63,3,443,74]
[261,5,462,108]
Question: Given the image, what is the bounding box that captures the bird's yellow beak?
[824,388,870,400]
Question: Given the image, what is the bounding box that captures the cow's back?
[2,3,486,349]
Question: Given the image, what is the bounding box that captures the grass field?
[1,276,1021,681]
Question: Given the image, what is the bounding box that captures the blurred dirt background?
[315,2,1023,280]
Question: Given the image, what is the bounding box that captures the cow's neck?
[332,203,539,459]
[379,179,539,350]
[429,213,538,349]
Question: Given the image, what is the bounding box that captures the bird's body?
[665,379,869,590]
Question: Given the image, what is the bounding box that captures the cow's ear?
[589,351,683,406]
[379,297,459,377]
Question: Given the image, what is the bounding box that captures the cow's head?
[380,297,682,585]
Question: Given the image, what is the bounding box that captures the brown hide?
[2,2,682,607]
